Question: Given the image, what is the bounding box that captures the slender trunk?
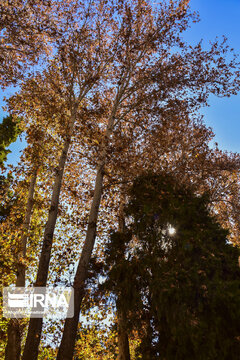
[57,161,104,360]
[57,85,125,360]
[16,169,38,287]
[117,308,131,360]
[117,203,131,360]
[5,169,37,360]
[22,117,75,360]
[5,320,21,360]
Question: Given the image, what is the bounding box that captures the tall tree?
[4,126,46,360]
[3,0,240,358]
[15,1,118,358]
[0,115,21,284]
[4,170,37,360]
[104,173,240,359]
[116,202,131,360]
[57,1,240,358]
[0,116,21,359]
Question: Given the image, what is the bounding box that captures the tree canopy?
[0,1,240,359]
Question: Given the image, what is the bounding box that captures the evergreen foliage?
[0,115,21,167]
[104,173,240,359]
[0,115,20,221]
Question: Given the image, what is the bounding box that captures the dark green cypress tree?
[104,173,240,360]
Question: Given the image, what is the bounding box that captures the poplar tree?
[2,1,240,358]
[57,1,240,357]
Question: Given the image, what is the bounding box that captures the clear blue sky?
[183,0,240,153]
[1,0,240,166]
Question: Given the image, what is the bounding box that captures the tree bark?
[22,116,75,360]
[16,169,38,287]
[57,161,104,360]
[5,320,21,360]
[57,80,127,360]
[117,308,131,360]
[57,115,117,359]
[117,202,131,360]
[5,169,37,360]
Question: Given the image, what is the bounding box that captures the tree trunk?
[57,85,125,360]
[117,203,131,360]
[57,161,104,360]
[5,169,37,360]
[117,308,131,360]
[22,118,75,360]
[5,320,21,360]
[16,169,38,287]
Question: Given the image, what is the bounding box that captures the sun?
[168,225,176,236]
